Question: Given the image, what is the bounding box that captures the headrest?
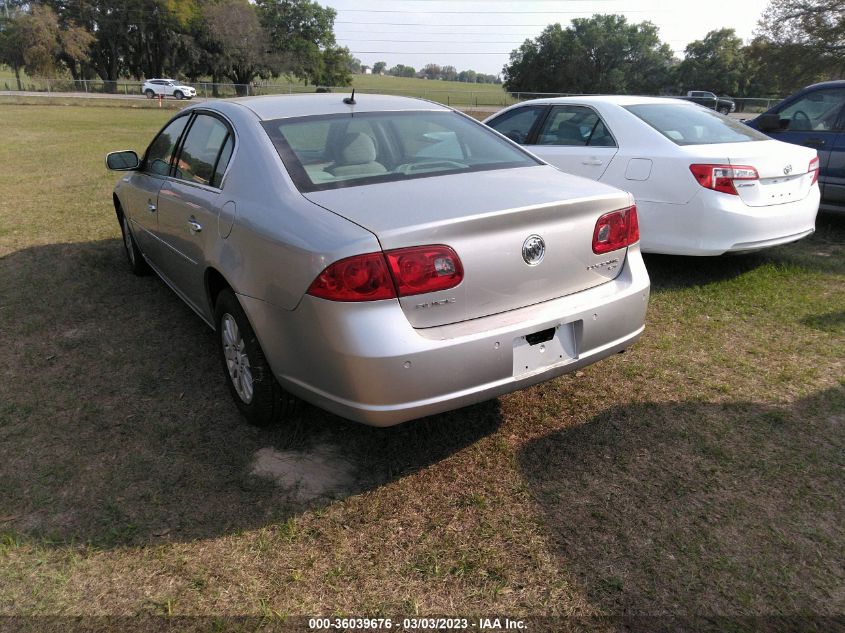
[338,132,377,165]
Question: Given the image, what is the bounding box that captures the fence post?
[84,80,88,93]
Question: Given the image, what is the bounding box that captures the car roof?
[224,93,452,120]
[803,79,845,90]
[516,95,699,107]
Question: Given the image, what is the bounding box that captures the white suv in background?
[142,78,196,100]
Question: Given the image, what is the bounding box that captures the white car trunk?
[683,140,817,208]
[304,166,634,328]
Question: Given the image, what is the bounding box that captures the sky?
[321,0,773,76]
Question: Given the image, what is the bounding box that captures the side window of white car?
[779,88,845,132]
[536,106,617,148]
[487,106,545,144]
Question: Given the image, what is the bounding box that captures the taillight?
[689,163,758,195]
[307,252,396,302]
[385,245,463,297]
[809,156,819,185]
[592,205,639,254]
[307,245,464,302]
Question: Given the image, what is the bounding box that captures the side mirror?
[106,150,140,171]
[756,113,784,132]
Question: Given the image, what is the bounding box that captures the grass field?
[0,103,843,627]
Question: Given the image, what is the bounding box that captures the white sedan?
[485,96,820,255]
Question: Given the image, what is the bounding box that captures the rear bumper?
[638,186,820,256]
[239,247,650,426]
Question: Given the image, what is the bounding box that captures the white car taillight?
[809,156,819,185]
[689,164,759,195]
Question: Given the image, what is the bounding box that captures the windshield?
[625,103,769,145]
[262,110,540,192]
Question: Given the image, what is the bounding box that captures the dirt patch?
[251,444,356,503]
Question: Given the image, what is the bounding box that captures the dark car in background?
[746,80,845,213]
[680,91,736,114]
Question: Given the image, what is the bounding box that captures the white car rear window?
[625,103,769,145]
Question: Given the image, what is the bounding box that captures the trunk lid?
[304,165,634,328]
[683,140,817,207]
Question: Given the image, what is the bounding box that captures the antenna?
[343,89,356,105]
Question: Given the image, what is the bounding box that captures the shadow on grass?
[644,212,845,291]
[519,385,845,616]
[0,240,501,548]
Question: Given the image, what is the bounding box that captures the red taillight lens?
[809,156,819,185]
[689,163,758,195]
[592,205,639,254]
[386,245,463,296]
[307,252,396,302]
[307,245,464,302]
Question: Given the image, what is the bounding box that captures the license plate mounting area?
[513,322,578,377]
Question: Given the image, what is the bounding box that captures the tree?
[458,69,477,83]
[316,45,353,86]
[204,0,276,95]
[503,14,674,95]
[421,63,441,80]
[0,4,93,85]
[758,0,844,56]
[388,63,415,77]
[345,54,361,74]
[441,65,457,81]
[257,0,337,83]
[0,14,25,89]
[750,0,845,91]
[674,29,746,96]
[372,60,386,74]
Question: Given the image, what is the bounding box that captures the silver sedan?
[106,94,650,426]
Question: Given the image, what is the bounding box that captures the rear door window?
[486,105,546,144]
[173,114,232,186]
[535,105,617,147]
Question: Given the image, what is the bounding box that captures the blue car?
[746,80,845,213]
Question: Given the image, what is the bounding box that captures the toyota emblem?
[522,234,545,266]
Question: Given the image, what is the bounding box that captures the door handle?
[582,159,604,166]
[187,218,203,234]
[803,138,825,147]
[147,201,157,213]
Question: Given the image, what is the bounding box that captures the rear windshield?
[262,110,539,192]
[625,103,770,145]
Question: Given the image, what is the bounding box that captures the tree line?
[370,61,500,84]
[503,0,844,98]
[0,0,355,95]
[0,0,504,93]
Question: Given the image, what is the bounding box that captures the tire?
[174,90,183,100]
[119,213,151,276]
[144,89,155,99]
[718,105,731,115]
[215,289,296,426]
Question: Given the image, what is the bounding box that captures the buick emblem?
[522,234,545,266]
[783,164,793,175]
